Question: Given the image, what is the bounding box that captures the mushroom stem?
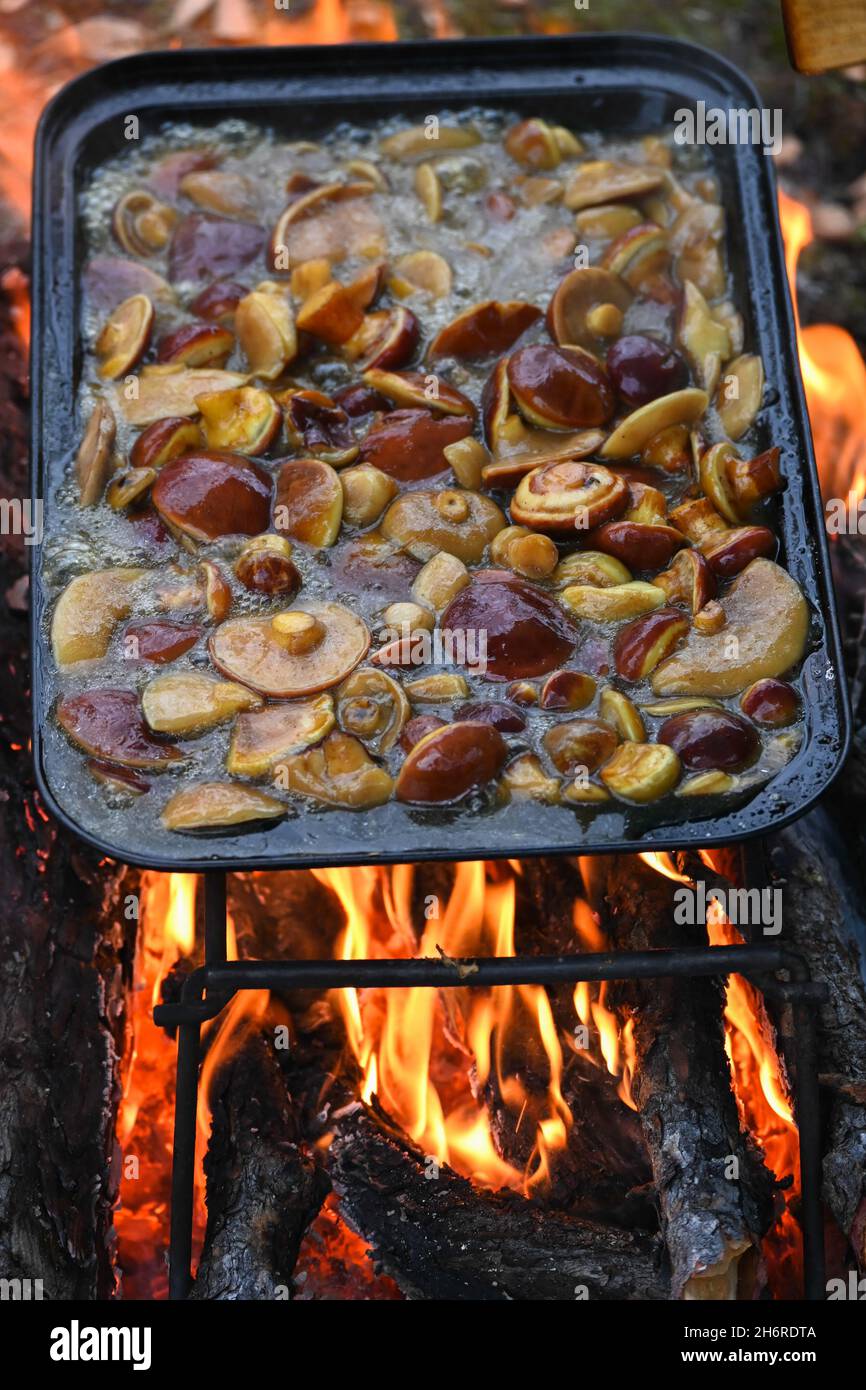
[271,611,325,654]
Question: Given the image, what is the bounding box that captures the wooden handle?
[782,0,866,73]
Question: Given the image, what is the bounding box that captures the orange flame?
[779,187,866,507]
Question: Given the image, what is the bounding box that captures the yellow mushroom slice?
[561,582,666,622]
[195,386,282,454]
[677,769,736,796]
[142,672,262,736]
[161,782,285,831]
[415,163,442,222]
[117,366,248,426]
[563,160,665,211]
[76,398,117,506]
[380,124,480,160]
[235,282,297,380]
[392,250,452,299]
[599,741,681,802]
[651,559,809,698]
[501,753,561,803]
[275,731,393,808]
[51,568,146,666]
[336,667,409,755]
[678,280,731,394]
[599,388,709,460]
[96,293,154,379]
[227,694,335,776]
[716,354,764,440]
[209,601,370,699]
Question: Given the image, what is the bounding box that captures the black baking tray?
[29,34,850,871]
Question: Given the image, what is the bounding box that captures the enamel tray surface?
[30,34,850,870]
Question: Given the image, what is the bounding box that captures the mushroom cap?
[209,600,370,698]
[395,720,507,804]
[428,300,542,359]
[153,450,272,541]
[56,689,184,769]
[511,459,629,534]
[442,570,578,679]
[547,268,633,354]
[380,488,506,563]
[161,782,285,830]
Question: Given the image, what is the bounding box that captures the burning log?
[767,807,866,1267]
[191,1030,328,1300]
[330,1100,669,1300]
[596,855,779,1299]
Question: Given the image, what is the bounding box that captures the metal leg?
[168,1020,201,1300]
[167,870,229,1300]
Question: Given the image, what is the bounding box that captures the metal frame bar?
[157,870,828,1302]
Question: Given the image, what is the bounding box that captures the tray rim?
[29,32,851,870]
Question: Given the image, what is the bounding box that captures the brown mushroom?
[169,213,265,283]
[442,571,577,679]
[157,322,234,368]
[234,534,301,596]
[57,689,183,769]
[130,416,204,470]
[123,620,202,664]
[543,718,619,774]
[113,190,178,257]
[235,282,297,380]
[152,451,272,541]
[380,488,506,564]
[296,281,365,346]
[361,369,475,419]
[274,458,343,547]
[507,344,615,429]
[563,160,665,211]
[269,186,385,268]
[395,721,506,804]
[209,600,370,698]
[428,300,542,359]
[359,409,473,483]
[345,306,420,371]
[282,390,358,466]
[178,170,258,218]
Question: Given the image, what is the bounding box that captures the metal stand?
[155,868,828,1302]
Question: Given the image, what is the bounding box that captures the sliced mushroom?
[235,534,302,596]
[345,306,420,371]
[392,250,452,299]
[275,458,343,547]
[270,186,386,268]
[84,256,175,314]
[179,170,258,218]
[152,451,272,542]
[118,366,248,427]
[209,600,370,698]
[196,386,282,454]
[340,463,398,528]
[599,388,709,460]
[716,354,764,440]
[504,118,562,170]
[336,667,409,754]
[76,398,117,506]
[96,294,154,379]
[428,300,542,359]
[361,369,474,418]
[501,753,561,803]
[235,282,297,380]
[395,721,506,804]
[546,267,633,355]
[51,568,146,666]
[678,280,731,394]
[563,160,665,211]
[123,620,202,664]
[415,162,442,221]
[227,696,335,777]
[651,559,809,698]
[379,124,480,160]
[142,672,262,735]
[157,322,234,368]
[130,416,204,470]
[276,731,393,808]
[161,782,285,830]
[57,689,183,769]
[380,488,506,564]
[296,281,365,346]
[106,467,156,511]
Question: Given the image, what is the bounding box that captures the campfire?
[1,2,866,1310]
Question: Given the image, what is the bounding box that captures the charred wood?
[191,1031,328,1301]
[599,855,778,1299]
[329,1100,669,1300]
